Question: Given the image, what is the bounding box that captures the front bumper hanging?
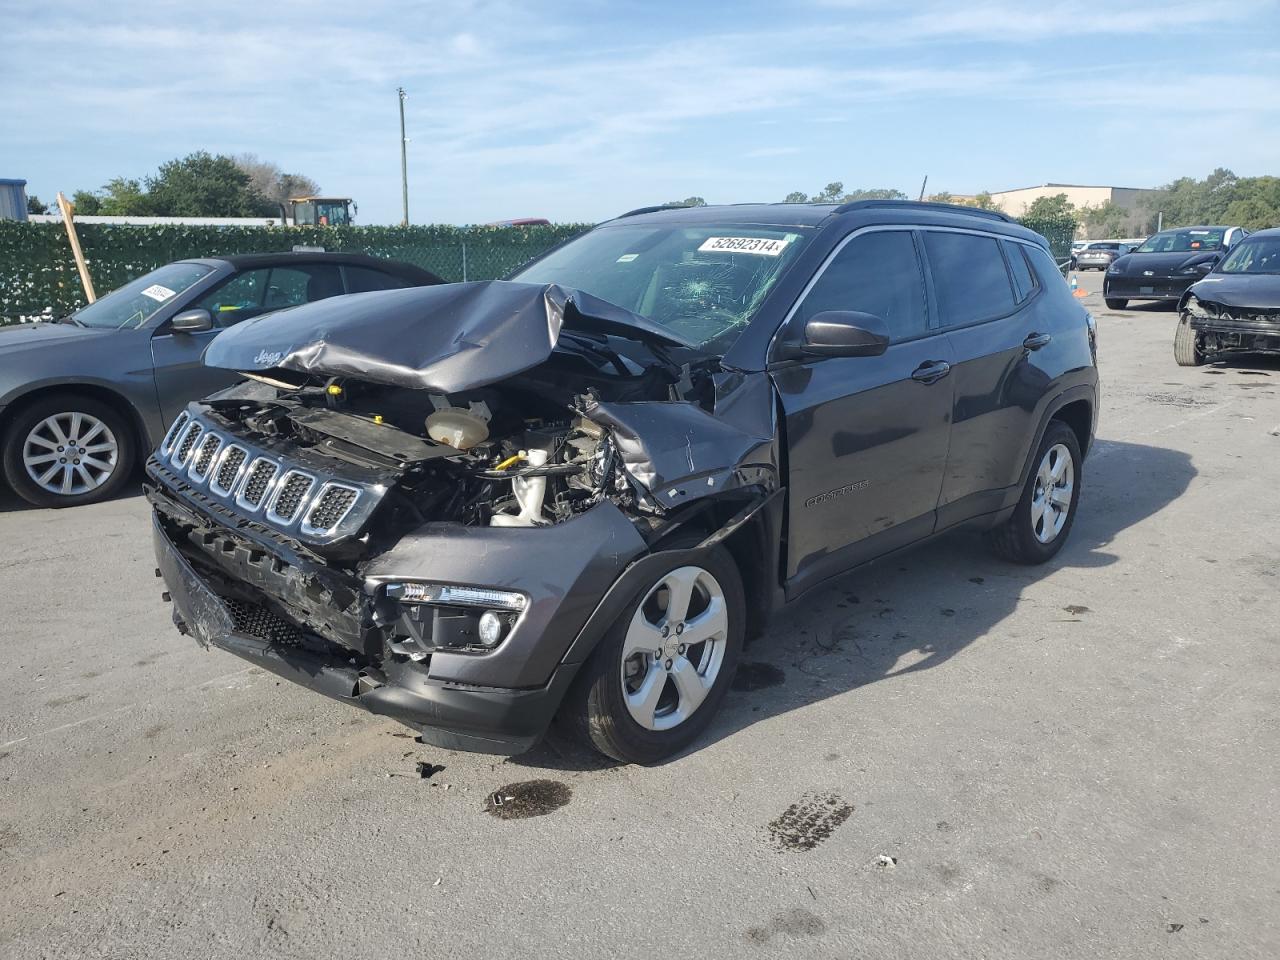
[152,515,577,754]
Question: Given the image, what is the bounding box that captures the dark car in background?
[1175,228,1280,366]
[1074,241,1133,271]
[1103,225,1248,310]
[0,253,441,507]
[147,200,1098,764]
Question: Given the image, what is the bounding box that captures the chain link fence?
[1,213,1077,324]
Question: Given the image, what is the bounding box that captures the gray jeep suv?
[148,201,1098,764]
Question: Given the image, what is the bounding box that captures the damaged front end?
[1184,293,1280,359]
[147,281,780,753]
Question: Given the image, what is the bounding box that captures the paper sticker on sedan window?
[616,253,639,262]
[141,284,176,302]
[698,236,791,256]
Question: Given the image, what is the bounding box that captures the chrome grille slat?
[189,433,223,481]
[172,422,203,466]
[236,458,280,511]
[301,483,360,535]
[210,445,248,496]
[161,412,190,455]
[267,471,315,524]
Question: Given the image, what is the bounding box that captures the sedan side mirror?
[170,308,213,333]
[801,310,890,358]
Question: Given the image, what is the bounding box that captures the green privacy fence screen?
[0,214,1077,324]
[0,222,589,323]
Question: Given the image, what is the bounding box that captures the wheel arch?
[0,382,152,466]
[1051,397,1093,461]
[1010,385,1096,505]
[561,488,785,666]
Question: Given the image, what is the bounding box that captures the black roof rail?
[614,202,701,219]
[834,199,1015,223]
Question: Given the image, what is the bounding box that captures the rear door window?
[797,230,929,343]
[924,232,1016,327]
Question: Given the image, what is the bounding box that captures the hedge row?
[0,213,1076,324]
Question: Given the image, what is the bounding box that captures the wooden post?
[56,191,96,303]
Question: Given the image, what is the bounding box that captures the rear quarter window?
[923,232,1016,327]
[1003,240,1038,302]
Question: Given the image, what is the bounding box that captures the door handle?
[911,360,951,384]
[1023,332,1052,350]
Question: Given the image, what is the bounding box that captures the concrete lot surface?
[1,269,1277,958]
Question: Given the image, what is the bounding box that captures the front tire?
[2,394,135,508]
[985,421,1082,565]
[1173,312,1205,366]
[559,538,745,764]
[1104,297,1127,310]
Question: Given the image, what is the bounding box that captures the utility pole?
[918,175,928,201]
[398,87,409,226]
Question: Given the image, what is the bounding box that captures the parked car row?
[1103,225,1250,310]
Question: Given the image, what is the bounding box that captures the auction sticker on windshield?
[141,284,176,302]
[698,236,791,256]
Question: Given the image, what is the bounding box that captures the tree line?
[1021,168,1280,235]
[26,152,319,218]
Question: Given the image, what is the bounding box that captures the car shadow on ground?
[509,437,1195,771]
[1205,354,1280,374]
[0,471,147,514]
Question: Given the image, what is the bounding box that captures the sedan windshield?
[511,223,811,352]
[1217,237,1280,274]
[1136,229,1225,254]
[72,262,215,330]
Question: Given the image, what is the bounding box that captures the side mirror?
[801,310,890,358]
[170,308,213,333]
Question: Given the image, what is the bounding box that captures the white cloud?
[4,0,1279,222]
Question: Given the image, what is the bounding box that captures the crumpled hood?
[1111,250,1221,276]
[204,281,694,393]
[1189,273,1280,310]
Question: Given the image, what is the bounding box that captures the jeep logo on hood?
[253,349,288,366]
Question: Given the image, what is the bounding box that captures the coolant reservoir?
[426,408,489,450]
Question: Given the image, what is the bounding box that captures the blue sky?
[5,0,1279,225]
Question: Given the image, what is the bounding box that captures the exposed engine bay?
[199,328,708,550]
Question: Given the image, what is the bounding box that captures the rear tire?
[2,393,135,508]
[985,421,1082,565]
[558,535,745,764]
[1104,297,1127,310]
[1173,312,1205,366]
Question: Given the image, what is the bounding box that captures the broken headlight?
[1184,296,1215,320]
[378,581,526,655]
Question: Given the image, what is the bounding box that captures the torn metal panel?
[204,281,693,393]
[585,370,778,508]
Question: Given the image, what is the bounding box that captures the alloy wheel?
[22,412,119,496]
[1031,442,1074,544]
[620,565,729,731]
